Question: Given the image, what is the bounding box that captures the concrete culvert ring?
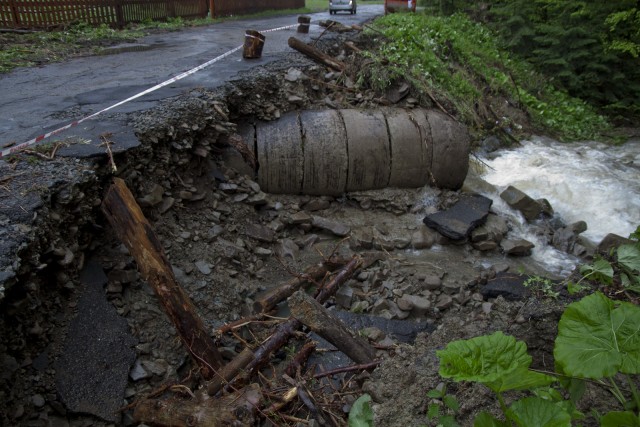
[254,108,469,195]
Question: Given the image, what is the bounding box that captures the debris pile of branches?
[102,178,389,426]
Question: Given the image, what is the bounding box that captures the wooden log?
[253,262,331,314]
[315,255,363,303]
[206,348,254,396]
[208,318,302,396]
[101,178,223,379]
[289,291,376,364]
[208,258,362,395]
[134,383,261,426]
[288,37,345,71]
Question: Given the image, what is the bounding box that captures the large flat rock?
[423,194,492,240]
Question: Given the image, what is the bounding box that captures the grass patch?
[362,12,610,141]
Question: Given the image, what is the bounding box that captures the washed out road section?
[0,6,382,155]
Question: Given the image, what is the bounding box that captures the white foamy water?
[481,136,640,243]
[465,136,640,276]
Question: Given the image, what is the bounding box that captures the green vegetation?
[362,12,610,140]
[432,228,640,426]
[0,0,347,73]
[425,385,461,427]
[523,275,558,299]
[570,227,640,295]
[437,293,640,426]
[349,394,374,427]
[419,0,640,123]
[0,22,145,72]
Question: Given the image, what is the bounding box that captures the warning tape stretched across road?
[0,23,299,159]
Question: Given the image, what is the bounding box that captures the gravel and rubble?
[0,29,603,427]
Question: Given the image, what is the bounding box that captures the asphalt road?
[0,5,384,153]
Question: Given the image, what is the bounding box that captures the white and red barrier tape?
[0,23,299,159]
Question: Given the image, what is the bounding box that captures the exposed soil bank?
[0,29,617,427]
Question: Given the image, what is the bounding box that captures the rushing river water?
[466,136,640,276]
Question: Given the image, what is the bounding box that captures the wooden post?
[243,30,265,59]
[289,291,376,364]
[101,178,223,379]
[297,15,311,33]
[9,0,20,27]
[114,0,125,29]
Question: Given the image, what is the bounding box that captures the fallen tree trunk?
[134,383,261,426]
[102,178,223,379]
[288,37,345,71]
[289,291,375,364]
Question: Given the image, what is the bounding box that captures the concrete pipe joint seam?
[254,108,470,195]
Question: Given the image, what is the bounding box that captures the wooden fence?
[0,0,207,28]
[0,0,304,29]
[211,0,304,18]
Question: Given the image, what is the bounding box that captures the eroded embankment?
[0,32,572,427]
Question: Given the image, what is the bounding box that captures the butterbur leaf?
[437,331,531,384]
[579,259,613,284]
[555,362,586,404]
[474,412,510,427]
[532,387,563,402]
[507,397,571,427]
[486,367,555,393]
[600,411,640,426]
[554,292,640,378]
[618,244,640,272]
[348,394,373,427]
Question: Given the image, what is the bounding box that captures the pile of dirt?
[0,25,612,427]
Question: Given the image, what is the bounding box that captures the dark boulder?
[481,272,529,301]
[500,185,543,221]
[598,233,635,254]
[422,194,493,240]
[552,221,588,254]
[501,238,535,256]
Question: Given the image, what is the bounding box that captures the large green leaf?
[437,331,531,384]
[600,411,640,427]
[618,244,640,272]
[474,412,510,427]
[486,367,555,393]
[579,259,613,284]
[348,394,374,427]
[507,397,571,427]
[554,292,640,378]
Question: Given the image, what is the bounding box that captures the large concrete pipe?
[253,108,469,195]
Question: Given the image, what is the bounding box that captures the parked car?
[329,0,357,15]
[385,0,416,14]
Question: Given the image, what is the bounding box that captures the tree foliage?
[420,0,640,121]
